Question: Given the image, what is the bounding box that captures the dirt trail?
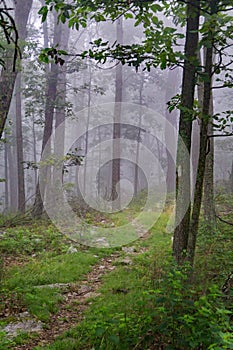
[13,253,119,350]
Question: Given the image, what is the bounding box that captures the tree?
[32,13,62,217]
[187,0,217,265]
[0,0,33,140]
[172,0,200,264]
[15,72,26,212]
[165,68,180,193]
[111,18,123,210]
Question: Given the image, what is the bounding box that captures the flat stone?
[83,292,101,299]
[35,283,71,290]
[122,246,136,254]
[78,285,92,294]
[94,237,110,248]
[3,319,43,337]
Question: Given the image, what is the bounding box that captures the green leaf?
[124,13,134,19]
[151,4,163,12]
[152,16,159,25]
[108,335,120,345]
[58,50,68,55]
[95,326,105,337]
[38,6,48,22]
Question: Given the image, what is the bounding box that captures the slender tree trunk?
[187,0,217,265]
[191,120,200,197]
[173,0,200,264]
[32,16,62,217]
[165,69,179,193]
[203,96,215,225]
[83,62,92,197]
[8,144,18,211]
[134,79,143,196]
[54,23,70,195]
[32,115,38,192]
[4,137,9,211]
[195,48,215,226]
[230,161,233,193]
[15,73,26,212]
[111,18,123,210]
[188,39,214,266]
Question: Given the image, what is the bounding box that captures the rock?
[67,245,78,254]
[94,237,110,248]
[84,292,101,299]
[3,318,43,337]
[19,312,31,319]
[122,246,136,254]
[35,282,70,290]
[78,285,92,294]
[119,257,132,265]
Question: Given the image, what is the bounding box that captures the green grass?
[33,209,233,350]
[1,252,99,322]
[0,222,115,326]
[5,253,98,288]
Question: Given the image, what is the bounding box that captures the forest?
[0,0,233,349]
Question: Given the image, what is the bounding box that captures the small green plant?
[142,264,233,350]
[0,331,14,350]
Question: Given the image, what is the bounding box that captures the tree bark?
[165,69,179,193]
[54,23,70,187]
[4,136,9,211]
[32,15,62,217]
[15,73,26,212]
[203,97,215,225]
[134,78,144,196]
[8,143,18,211]
[173,0,200,264]
[188,37,214,266]
[83,61,92,197]
[111,18,123,210]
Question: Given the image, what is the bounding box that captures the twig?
[216,214,233,226]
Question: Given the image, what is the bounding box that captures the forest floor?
[0,196,232,350]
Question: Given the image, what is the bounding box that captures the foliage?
[0,0,20,70]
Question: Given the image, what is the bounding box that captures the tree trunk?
[15,73,26,213]
[173,0,200,264]
[203,97,215,225]
[111,18,123,210]
[4,137,9,211]
[188,42,214,266]
[165,69,179,193]
[54,23,70,190]
[194,48,215,227]
[8,144,18,211]
[83,61,92,197]
[32,16,62,217]
[0,0,33,140]
[32,114,38,192]
[134,79,144,196]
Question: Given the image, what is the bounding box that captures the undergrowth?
[0,196,232,350]
[34,211,233,350]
